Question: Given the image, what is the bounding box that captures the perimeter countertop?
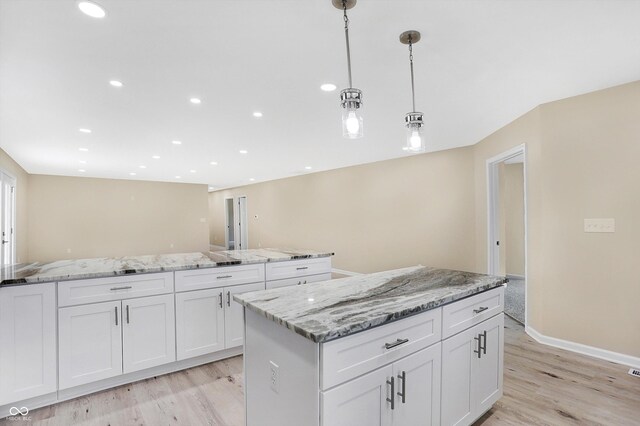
[0,248,333,286]
[234,266,507,343]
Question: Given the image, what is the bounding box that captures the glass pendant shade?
[342,107,363,139]
[405,112,425,152]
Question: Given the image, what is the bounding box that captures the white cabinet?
[58,300,123,389]
[175,288,225,360]
[265,272,332,289]
[441,313,504,426]
[322,365,393,426]
[224,282,265,348]
[122,294,175,373]
[0,283,57,404]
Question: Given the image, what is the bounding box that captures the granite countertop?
[234,266,507,343]
[0,248,333,286]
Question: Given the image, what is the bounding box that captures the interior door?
[393,343,442,426]
[0,172,16,266]
[235,196,248,250]
[224,282,264,348]
[58,300,123,389]
[225,197,235,249]
[473,314,504,416]
[122,294,175,373]
[175,288,225,360]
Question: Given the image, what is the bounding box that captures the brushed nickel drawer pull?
[217,275,232,279]
[386,376,395,410]
[296,267,308,270]
[110,286,132,291]
[473,306,488,314]
[385,338,409,350]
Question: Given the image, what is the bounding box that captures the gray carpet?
[504,278,525,324]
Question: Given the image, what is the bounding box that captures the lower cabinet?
[0,283,57,404]
[441,313,504,426]
[175,282,264,360]
[321,343,441,426]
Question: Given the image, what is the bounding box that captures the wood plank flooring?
[2,317,638,425]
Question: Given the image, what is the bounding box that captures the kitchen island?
[235,266,507,426]
[0,248,332,418]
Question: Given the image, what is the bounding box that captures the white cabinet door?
[321,365,393,426]
[175,288,225,360]
[224,282,264,349]
[392,343,441,426]
[0,283,57,404]
[122,294,175,373]
[441,325,475,426]
[473,313,504,416]
[58,300,123,389]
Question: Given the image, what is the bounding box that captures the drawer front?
[320,308,442,390]
[175,263,265,292]
[266,272,332,289]
[265,257,332,281]
[58,272,174,307]
[442,286,504,339]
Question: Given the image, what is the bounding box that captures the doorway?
[487,145,527,325]
[224,196,248,250]
[0,170,16,266]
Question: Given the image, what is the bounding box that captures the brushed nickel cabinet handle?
[296,267,308,270]
[385,338,409,350]
[126,305,130,324]
[473,306,489,314]
[115,306,118,326]
[474,333,483,358]
[386,376,395,410]
[227,291,231,307]
[481,330,487,355]
[217,275,232,279]
[397,371,406,404]
[110,286,132,291]
[219,292,223,308]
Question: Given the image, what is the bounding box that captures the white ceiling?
[1,0,639,189]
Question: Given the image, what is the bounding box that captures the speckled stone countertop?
[234,266,507,343]
[0,248,333,286]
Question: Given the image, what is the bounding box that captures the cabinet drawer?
[266,272,331,289]
[442,286,504,339]
[58,272,174,307]
[320,308,441,390]
[265,257,331,281]
[175,263,265,292]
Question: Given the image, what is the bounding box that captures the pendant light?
[332,0,363,139]
[400,30,425,152]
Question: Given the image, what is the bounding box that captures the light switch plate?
[584,218,615,233]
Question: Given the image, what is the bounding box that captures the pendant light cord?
[409,37,416,112]
[343,0,353,88]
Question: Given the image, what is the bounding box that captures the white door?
[0,283,57,404]
[0,171,16,266]
[58,300,123,389]
[224,282,264,348]
[441,325,476,426]
[393,343,442,426]
[321,365,393,426]
[175,288,225,360]
[473,314,504,416]
[225,197,235,249]
[123,294,175,373]
[235,196,248,250]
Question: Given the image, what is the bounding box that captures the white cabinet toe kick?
[0,256,331,418]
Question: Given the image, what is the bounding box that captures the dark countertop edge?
[0,252,335,287]
[240,280,506,344]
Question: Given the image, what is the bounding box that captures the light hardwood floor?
[3,317,639,425]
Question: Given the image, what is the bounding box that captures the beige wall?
[474,80,640,358]
[28,175,210,262]
[502,163,525,276]
[0,147,29,263]
[209,147,477,274]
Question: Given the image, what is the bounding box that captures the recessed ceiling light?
[320,83,337,92]
[129,172,136,176]
[175,176,181,179]
[172,140,182,145]
[190,170,196,173]
[109,80,123,87]
[79,160,87,164]
[152,155,160,159]
[249,178,255,182]
[78,128,91,133]
[210,161,218,166]
[79,147,89,152]
[139,165,146,169]
[239,150,248,154]
[252,112,263,118]
[78,169,86,172]
[208,186,215,191]
[304,166,312,170]
[78,1,106,18]
[190,98,201,104]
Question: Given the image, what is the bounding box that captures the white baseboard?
[525,325,640,369]
[332,268,362,277]
[506,274,525,280]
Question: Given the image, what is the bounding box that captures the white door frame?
[235,195,248,250]
[0,168,17,265]
[224,197,234,250]
[486,144,528,324]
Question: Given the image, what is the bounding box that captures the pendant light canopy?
[333,0,363,139]
[400,30,425,153]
